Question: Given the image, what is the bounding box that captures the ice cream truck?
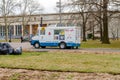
[30,25,81,49]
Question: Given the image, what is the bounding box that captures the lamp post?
[40,17,43,27]
[56,0,62,25]
[9,27,12,42]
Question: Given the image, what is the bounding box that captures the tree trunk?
[100,6,103,42]
[117,28,119,40]
[102,0,110,44]
[5,26,8,42]
[100,22,103,41]
[92,26,95,40]
[82,21,86,41]
[5,16,8,42]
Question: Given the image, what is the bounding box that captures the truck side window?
[54,30,65,40]
[54,30,64,35]
[54,30,60,35]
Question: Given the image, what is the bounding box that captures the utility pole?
[56,0,62,25]
[40,17,43,27]
[9,27,12,42]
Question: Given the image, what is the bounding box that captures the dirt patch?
[0,68,120,80]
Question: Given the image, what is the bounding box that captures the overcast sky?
[39,0,59,13]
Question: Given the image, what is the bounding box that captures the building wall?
[0,12,120,39]
[0,13,81,39]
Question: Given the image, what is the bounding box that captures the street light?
[56,0,62,25]
[40,17,43,27]
[9,27,12,42]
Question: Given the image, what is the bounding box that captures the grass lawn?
[81,40,120,49]
[0,51,120,74]
[0,39,21,42]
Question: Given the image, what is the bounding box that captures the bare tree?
[88,0,103,41]
[65,0,120,43]
[65,0,93,41]
[18,0,43,36]
[109,14,120,40]
[85,0,120,43]
[110,0,120,40]
[0,0,18,41]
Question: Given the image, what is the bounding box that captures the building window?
[15,25,22,36]
[0,26,5,36]
[8,25,14,36]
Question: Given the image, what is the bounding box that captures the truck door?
[75,28,80,43]
[39,27,46,42]
[65,28,75,42]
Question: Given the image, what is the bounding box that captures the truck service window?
[54,30,65,40]
[54,30,64,35]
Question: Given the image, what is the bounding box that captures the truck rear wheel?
[41,46,46,48]
[59,42,66,49]
[34,42,40,49]
[76,46,78,49]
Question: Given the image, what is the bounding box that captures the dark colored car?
[0,43,22,55]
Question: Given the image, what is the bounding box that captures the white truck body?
[30,25,81,49]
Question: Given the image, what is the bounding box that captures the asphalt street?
[9,42,120,53]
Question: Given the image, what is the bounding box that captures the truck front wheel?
[59,42,66,49]
[34,42,40,49]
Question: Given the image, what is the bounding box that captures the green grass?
[0,39,21,42]
[81,40,120,49]
[0,52,120,74]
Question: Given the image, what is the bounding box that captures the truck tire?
[76,46,78,49]
[34,42,40,49]
[59,42,66,49]
[41,46,46,48]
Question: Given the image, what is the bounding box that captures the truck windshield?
[35,30,39,36]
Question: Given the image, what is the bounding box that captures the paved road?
[9,42,120,53]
